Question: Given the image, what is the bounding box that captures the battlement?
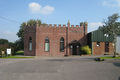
[24,21,88,33]
[38,23,87,28]
[24,21,88,29]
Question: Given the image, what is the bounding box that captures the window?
[45,37,50,52]
[60,37,64,52]
[29,37,32,51]
[96,42,100,47]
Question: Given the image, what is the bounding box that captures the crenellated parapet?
[24,21,88,34]
[37,23,87,28]
[24,23,36,33]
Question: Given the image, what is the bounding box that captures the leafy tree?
[17,22,26,40]
[17,20,42,40]
[14,39,23,51]
[8,42,15,55]
[17,19,44,51]
[0,39,9,55]
[0,39,8,44]
[100,13,120,57]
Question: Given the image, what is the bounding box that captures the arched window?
[45,37,50,52]
[60,37,64,52]
[29,37,32,51]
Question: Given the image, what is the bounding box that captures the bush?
[81,46,91,55]
[14,50,24,55]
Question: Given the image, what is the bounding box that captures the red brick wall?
[24,26,36,56]
[92,42,114,55]
[67,25,87,55]
[24,24,87,56]
[35,25,67,56]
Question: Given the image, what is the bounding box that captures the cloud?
[102,0,120,7]
[88,22,104,32]
[29,2,55,15]
[0,31,18,42]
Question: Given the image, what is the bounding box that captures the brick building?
[24,21,87,56]
[87,30,114,55]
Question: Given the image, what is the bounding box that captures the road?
[0,56,120,80]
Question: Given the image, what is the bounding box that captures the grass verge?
[100,56,120,59]
[0,56,34,59]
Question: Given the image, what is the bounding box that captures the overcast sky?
[0,0,120,42]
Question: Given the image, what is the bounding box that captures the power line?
[0,16,20,24]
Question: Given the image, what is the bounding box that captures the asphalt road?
[0,56,120,80]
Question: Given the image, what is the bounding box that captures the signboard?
[7,49,11,55]
[2,51,5,55]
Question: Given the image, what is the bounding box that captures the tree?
[0,39,9,55]
[17,19,42,40]
[17,19,44,51]
[0,39,8,44]
[8,42,16,55]
[100,13,120,57]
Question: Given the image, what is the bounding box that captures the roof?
[90,30,114,42]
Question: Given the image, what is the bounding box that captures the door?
[70,44,80,55]
[70,44,77,55]
[105,42,109,52]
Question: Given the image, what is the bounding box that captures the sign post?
[7,48,11,56]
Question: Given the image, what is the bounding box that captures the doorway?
[105,42,109,52]
[70,42,81,55]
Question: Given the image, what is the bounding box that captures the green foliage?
[14,50,24,55]
[27,19,42,26]
[17,22,26,40]
[0,47,6,51]
[99,13,120,57]
[14,39,24,51]
[100,13,120,36]
[0,56,34,58]
[16,19,44,51]
[0,39,8,44]
[17,19,42,40]
[8,42,15,54]
[100,56,120,59]
[0,39,9,55]
[0,39,24,56]
[81,46,91,55]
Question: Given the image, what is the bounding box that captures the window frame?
[44,37,50,52]
[60,37,65,52]
[96,42,100,47]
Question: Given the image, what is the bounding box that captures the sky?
[0,0,120,42]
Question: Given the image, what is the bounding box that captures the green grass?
[100,56,120,59]
[0,56,34,59]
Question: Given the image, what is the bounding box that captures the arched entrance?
[69,40,81,55]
